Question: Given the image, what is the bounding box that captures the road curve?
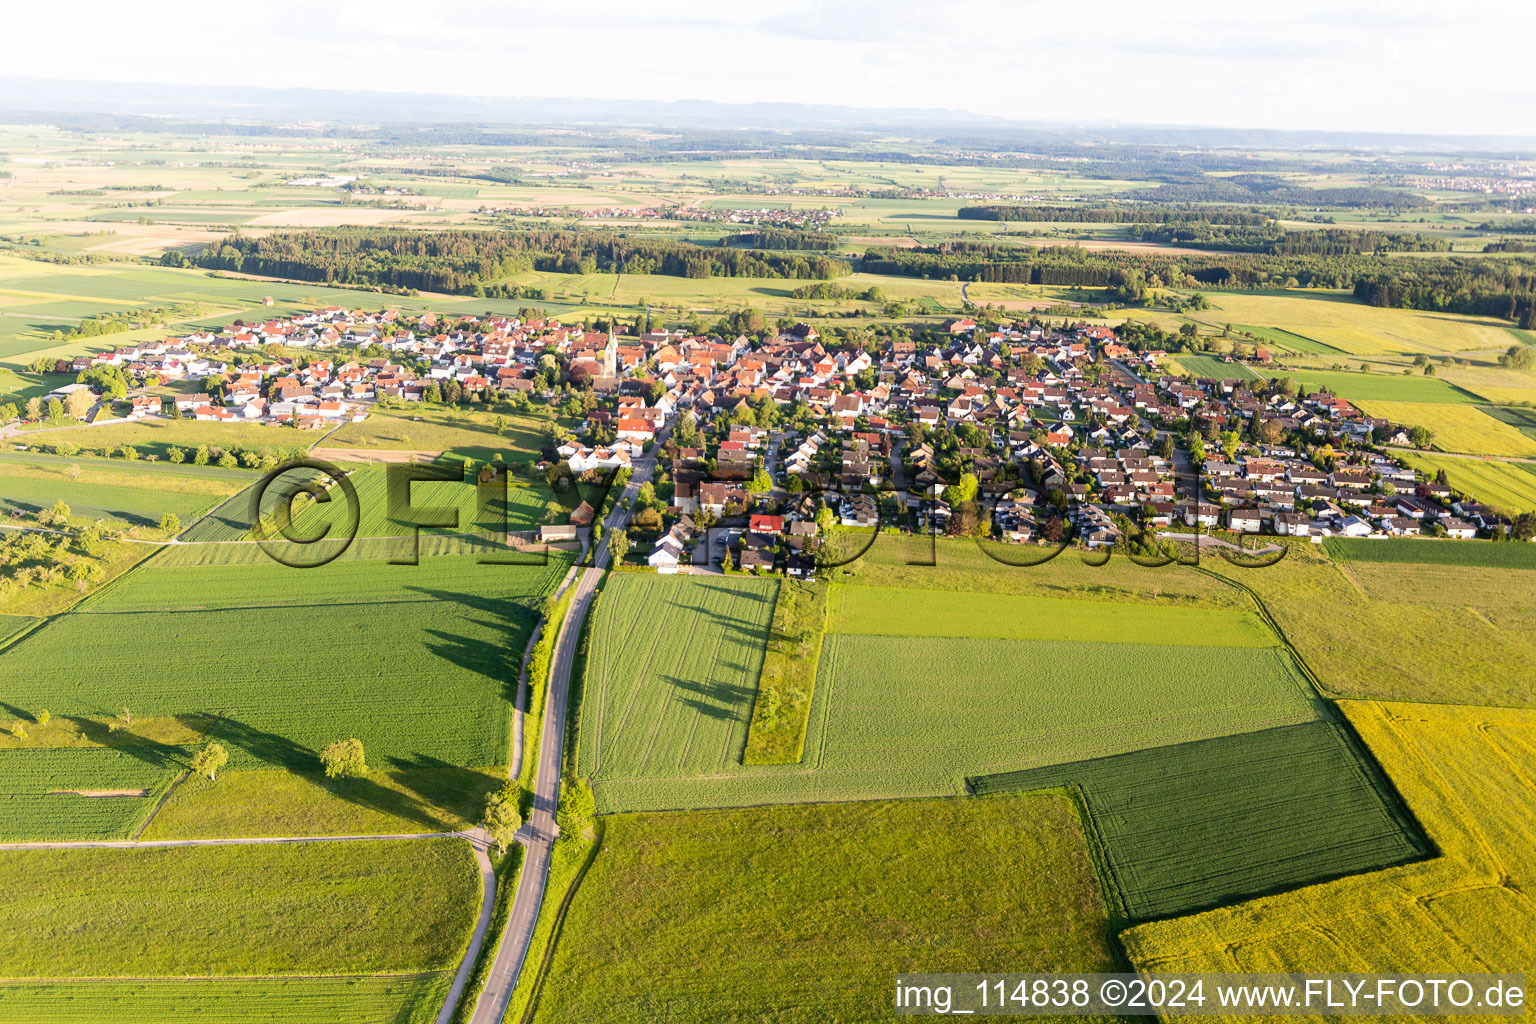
[467,450,655,1024]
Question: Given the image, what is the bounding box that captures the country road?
[467,437,660,1024]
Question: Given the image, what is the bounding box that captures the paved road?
[467,442,658,1024]
[435,830,497,1024]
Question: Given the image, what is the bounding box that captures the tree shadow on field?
[663,674,754,722]
[208,716,463,831]
[387,753,502,820]
[404,585,531,703]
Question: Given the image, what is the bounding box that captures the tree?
[319,738,367,779]
[482,784,523,855]
[46,397,63,423]
[65,389,93,420]
[747,465,772,495]
[167,446,186,464]
[160,513,181,535]
[48,499,71,526]
[190,742,229,781]
[607,528,630,565]
[1408,425,1433,449]
[35,710,49,727]
[815,506,836,535]
[1220,430,1242,462]
[193,444,210,466]
[25,396,43,420]
[944,473,979,505]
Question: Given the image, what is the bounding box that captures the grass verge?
[742,579,828,764]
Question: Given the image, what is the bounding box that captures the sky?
[8,0,1535,135]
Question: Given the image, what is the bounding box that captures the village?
[22,303,1526,573]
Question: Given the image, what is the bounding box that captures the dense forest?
[862,241,1536,325]
[1134,224,1451,255]
[194,229,851,292]
[722,228,839,251]
[957,206,1270,225]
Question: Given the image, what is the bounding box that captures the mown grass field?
[0,553,569,781]
[0,747,183,841]
[828,584,1274,647]
[0,976,451,1024]
[1123,701,1536,986]
[971,721,1425,921]
[1202,542,1536,707]
[0,837,478,976]
[1355,400,1536,456]
[1325,534,1536,569]
[1396,452,1536,515]
[531,795,1123,1024]
[1263,368,1479,404]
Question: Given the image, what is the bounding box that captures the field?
[1165,354,1262,381]
[0,837,478,976]
[578,573,778,787]
[0,977,451,1024]
[971,721,1425,920]
[1324,534,1536,569]
[741,579,827,765]
[323,405,564,460]
[1354,400,1536,456]
[0,552,570,783]
[1123,701,1536,987]
[0,453,242,527]
[0,747,183,841]
[1395,451,1536,515]
[530,795,1123,1024]
[1262,368,1479,404]
[176,462,559,549]
[1193,291,1523,356]
[827,583,1274,647]
[584,622,1322,812]
[11,417,324,463]
[1200,542,1536,707]
[141,764,506,839]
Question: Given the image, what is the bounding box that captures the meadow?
[174,462,559,550]
[0,456,241,527]
[741,579,826,765]
[585,622,1322,812]
[141,764,507,839]
[1123,701,1536,986]
[577,573,778,786]
[1193,290,1522,356]
[530,795,1124,1024]
[324,405,564,460]
[0,837,479,976]
[0,747,183,841]
[1354,400,1536,456]
[1200,543,1536,707]
[13,419,315,463]
[1262,368,1479,404]
[971,721,1425,921]
[0,977,452,1024]
[1165,354,1262,381]
[0,552,570,777]
[1324,534,1536,569]
[827,583,1274,647]
[829,533,1251,610]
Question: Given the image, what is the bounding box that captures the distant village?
[27,302,1527,573]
